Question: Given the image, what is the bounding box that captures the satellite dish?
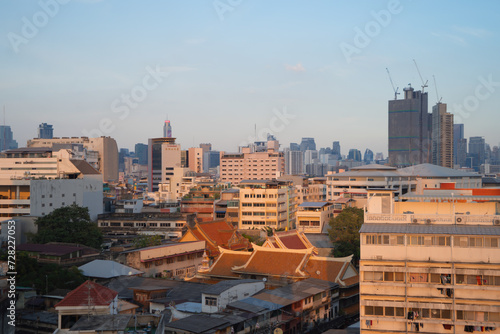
[262,278,267,282]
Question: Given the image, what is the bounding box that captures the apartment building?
[27,136,119,181]
[359,188,500,333]
[219,147,285,185]
[296,201,335,234]
[237,180,297,230]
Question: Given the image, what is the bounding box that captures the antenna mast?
[413,59,428,93]
[386,68,400,100]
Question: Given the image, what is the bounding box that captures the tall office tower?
[118,148,130,172]
[200,143,212,153]
[456,138,467,168]
[300,137,316,152]
[332,141,341,156]
[304,150,319,165]
[0,126,18,152]
[284,148,304,175]
[290,143,300,151]
[363,149,374,164]
[374,152,384,161]
[147,137,181,192]
[431,103,454,168]
[38,123,53,139]
[203,150,220,173]
[388,86,431,167]
[348,149,362,161]
[163,120,172,138]
[453,124,464,166]
[468,136,485,171]
[135,143,148,165]
[188,147,204,173]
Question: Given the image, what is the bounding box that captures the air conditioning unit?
[494,219,500,226]
[412,219,418,224]
[375,255,383,260]
[456,217,463,224]
[426,219,431,224]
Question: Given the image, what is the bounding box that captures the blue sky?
[1,0,500,155]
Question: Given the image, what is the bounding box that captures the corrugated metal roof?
[202,279,261,295]
[78,260,143,279]
[299,202,331,208]
[360,223,500,236]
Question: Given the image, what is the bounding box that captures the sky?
[1,0,500,156]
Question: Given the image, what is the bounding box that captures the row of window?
[242,212,277,216]
[99,222,184,228]
[299,221,321,227]
[242,220,276,225]
[241,202,277,207]
[243,194,279,199]
[364,271,500,286]
[364,234,500,248]
[365,306,500,322]
[143,253,202,268]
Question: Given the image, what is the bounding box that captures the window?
[409,273,428,282]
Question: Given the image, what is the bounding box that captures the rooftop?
[360,223,500,236]
[78,260,143,278]
[55,280,118,308]
[202,279,261,295]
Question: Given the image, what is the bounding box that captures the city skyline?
[2,1,500,153]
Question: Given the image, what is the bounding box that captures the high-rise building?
[348,149,362,161]
[388,86,431,167]
[147,137,182,193]
[38,123,53,139]
[134,143,148,165]
[163,120,172,138]
[332,141,341,158]
[290,143,300,151]
[0,126,18,152]
[200,143,212,153]
[188,147,203,173]
[203,150,220,173]
[284,149,304,175]
[431,103,454,168]
[453,124,465,166]
[468,136,486,171]
[300,137,316,152]
[363,149,374,163]
[456,138,467,168]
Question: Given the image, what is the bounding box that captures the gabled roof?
[305,256,358,287]
[262,230,317,253]
[70,159,101,175]
[78,260,143,278]
[232,246,313,278]
[55,280,117,308]
[202,248,252,278]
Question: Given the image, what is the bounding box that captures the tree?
[134,234,163,249]
[328,207,364,263]
[31,204,103,249]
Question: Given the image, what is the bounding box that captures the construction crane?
[433,75,442,103]
[386,68,400,100]
[413,59,428,93]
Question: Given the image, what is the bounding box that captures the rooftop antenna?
[386,68,400,100]
[433,75,442,103]
[413,59,428,93]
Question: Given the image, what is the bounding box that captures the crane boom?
[386,68,400,100]
[433,75,442,103]
[413,59,428,93]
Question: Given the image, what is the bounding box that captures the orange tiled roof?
[55,280,117,308]
[305,256,358,287]
[232,247,312,278]
[279,233,308,249]
[188,220,250,257]
[204,249,252,278]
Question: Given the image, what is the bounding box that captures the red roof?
[279,233,308,249]
[55,280,117,308]
[233,248,310,277]
[205,250,252,278]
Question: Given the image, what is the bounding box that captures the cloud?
[431,32,466,47]
[452,25,491,39]
[285,63,305,72]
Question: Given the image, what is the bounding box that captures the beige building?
[118,240,205,279]
[359,189,500,333]
[237,180,297,230]
[188,147,203,173]
[219,147,285,185]
[27,136,119,181]
[296,201,334,234]
[432,102,454,168]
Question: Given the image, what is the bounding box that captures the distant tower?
[431,103,453,168]
[163,120,172,138]
[38,123,53,139]
[388,85,431,167]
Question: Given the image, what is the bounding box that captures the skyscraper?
[453,124,465,167]
[163,120,172,138]
[0,126,18,152]
[38,123,53,139]
[284,148,304,175]
[147,137,181,192]
[431,103,453,168]
[300,137,316,151]
[363,149,374,163]
[388,86,431,167]
[468,136,485,171]
[348,149,362,161]
[135,143,148,165]
[332,141,341,158]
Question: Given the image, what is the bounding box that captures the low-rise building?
[296,201,335,234]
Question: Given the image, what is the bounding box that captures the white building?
[201,279,265,313]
